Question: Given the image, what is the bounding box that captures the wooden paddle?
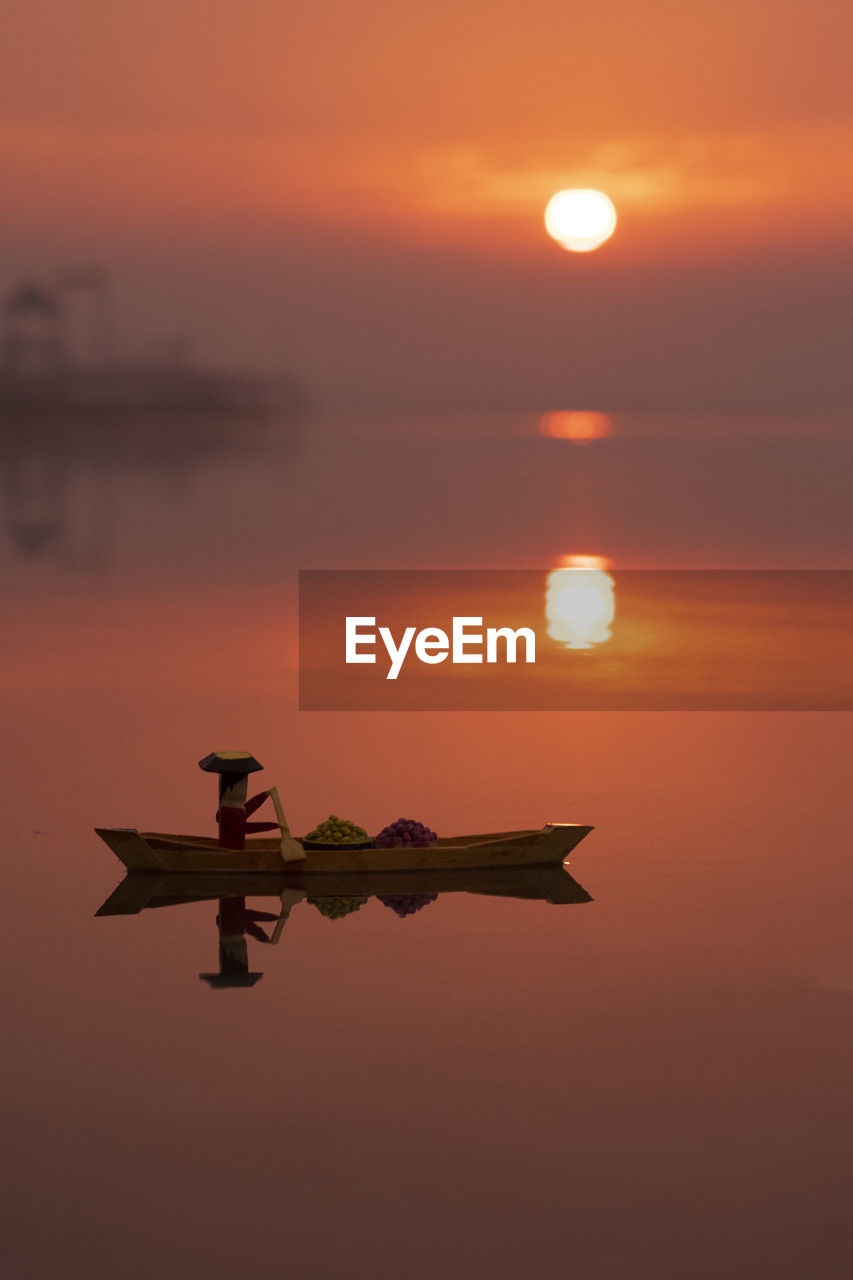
[268,786,307,863]
[269,888,306,944]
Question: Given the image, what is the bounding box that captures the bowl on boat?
[302,813,373,851]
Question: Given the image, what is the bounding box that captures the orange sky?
[4,2,853,242]
[2,3,852,408]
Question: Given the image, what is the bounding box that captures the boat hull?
[95,823,593,875]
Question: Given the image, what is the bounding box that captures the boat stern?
[95,827,165,871]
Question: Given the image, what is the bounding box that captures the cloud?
[4,110,850,246]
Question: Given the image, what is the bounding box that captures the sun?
[544,189,617,253]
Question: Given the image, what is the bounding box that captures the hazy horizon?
[3,1,852,411]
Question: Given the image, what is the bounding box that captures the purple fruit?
[375,817,439,848]
[377,893,438,918]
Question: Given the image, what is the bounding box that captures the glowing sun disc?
[545,189,617,252]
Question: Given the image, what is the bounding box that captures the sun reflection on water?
[546,555,616,649]
[539,411,612,443]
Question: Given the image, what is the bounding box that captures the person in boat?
[199,750,280,851]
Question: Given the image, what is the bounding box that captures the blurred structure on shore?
[0,268,303,421]
[0,266,304,571]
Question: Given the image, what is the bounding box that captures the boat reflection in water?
[545,554,616,650]
[96,866,593,988]
[95,751,595,985]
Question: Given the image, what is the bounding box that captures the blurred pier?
[0,267,303,421]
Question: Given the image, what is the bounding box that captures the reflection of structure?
[0,411,293,572]
[97,866,593,987]
[0,270,302,419]
[1,424,117,570]
[546,555,616,649]
[3,445,67,557]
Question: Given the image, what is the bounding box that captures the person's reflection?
[198,896,279,989]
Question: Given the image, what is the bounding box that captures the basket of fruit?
[302,814,374,850]
[374,818,438,848]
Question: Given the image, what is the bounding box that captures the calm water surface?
[2,411,852,1279]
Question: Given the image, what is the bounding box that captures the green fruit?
[306,813,369,844]
[308,895,368,919]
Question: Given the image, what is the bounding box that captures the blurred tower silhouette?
[56,265,113,367]
[0,265,295,418]
[3,282,64,377]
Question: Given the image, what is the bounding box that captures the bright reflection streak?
[539,411,612,443]
[546,555,615,649]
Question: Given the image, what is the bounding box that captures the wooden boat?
[95,862,593,916]
[95,822,593,875]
